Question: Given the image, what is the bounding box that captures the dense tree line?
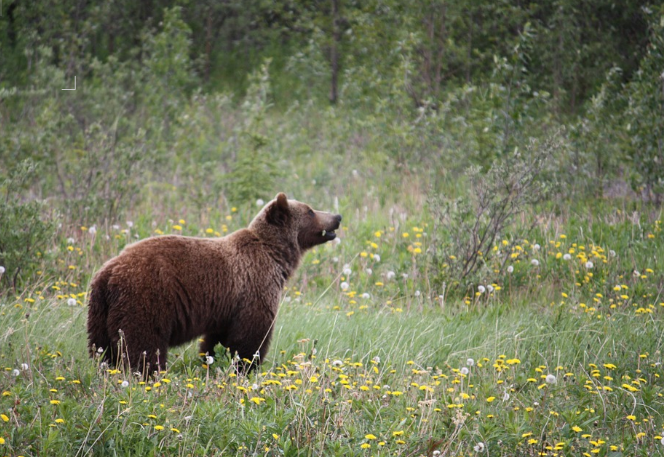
[0,0,653,112]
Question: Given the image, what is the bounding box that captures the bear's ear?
[266,193,290,226]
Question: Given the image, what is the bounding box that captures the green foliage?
[0,160,57,290]
[142,6,197,127]
[227,61,280,204]
[429,135,556,294]
[572,12,664,202]
[623,16,664,202]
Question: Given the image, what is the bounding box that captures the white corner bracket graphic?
[62,76,77,91]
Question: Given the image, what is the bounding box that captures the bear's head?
[250,193,342,253]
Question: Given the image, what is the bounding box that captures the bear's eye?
[308,209,315,217]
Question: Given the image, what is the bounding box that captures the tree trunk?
[329,0,340,104]
[205,7,213,83]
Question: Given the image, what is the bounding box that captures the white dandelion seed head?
[252,383,259,391]
[467,358,475,367]
[126,221,133,228]
[563,253,572,261]
[361,293,370,299]
[433,451,441,456]
[502,392,510,401]
[283,296,291,303]
[533,244,540,251]
[487,285,494,293]
[460,367,469,375]
[386,271,396,280]
[67,298,77,307]
[633,270,640,277]
[340,282,349,291]
[0,266,5,274]
[585,261,594,269]
[334,237,341,245]
[112,224,120,230]
[343,267,352,276]
[21,363,29,371]
[121,380,129,388]
[507,265,514,273]
[546,374,557,384]
[531,259,539,267]
[332,257,339,263]
[533,401,539,406]
[372,356,380,364]
[365,268,373,275]
[97,347,104,354]
[373,254,380,262]
[89,225,97,235]
[12,369,20,377]
[332,360,343,367]
[414,290,421,297]
[609,250,616,257]
[256,198,264,207]
[352,169,359,177]
[473,442,485,452]
[205,356,214,365]
[382,385,390,390]
[477,285,486,294]
[401,273,409,279]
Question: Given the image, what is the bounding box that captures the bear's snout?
[321,213,342,241]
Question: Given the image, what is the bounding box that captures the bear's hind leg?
[225,323,274,375]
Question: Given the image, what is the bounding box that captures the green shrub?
[0,160,57,291]
[428,134,558,295]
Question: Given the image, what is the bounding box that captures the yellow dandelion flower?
[154,425,164,431]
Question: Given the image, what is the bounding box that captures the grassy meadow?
[1,189,664,456]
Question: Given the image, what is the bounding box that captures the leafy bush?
[0,160,57,290]
[429,134,558,295]
[227,60,280,203]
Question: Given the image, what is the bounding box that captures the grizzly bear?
[87,193,341,375]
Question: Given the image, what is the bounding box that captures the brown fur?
[87,193,341,375]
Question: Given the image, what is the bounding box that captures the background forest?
[2,1,664,456]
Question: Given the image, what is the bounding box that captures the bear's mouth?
[321,229,337,240]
